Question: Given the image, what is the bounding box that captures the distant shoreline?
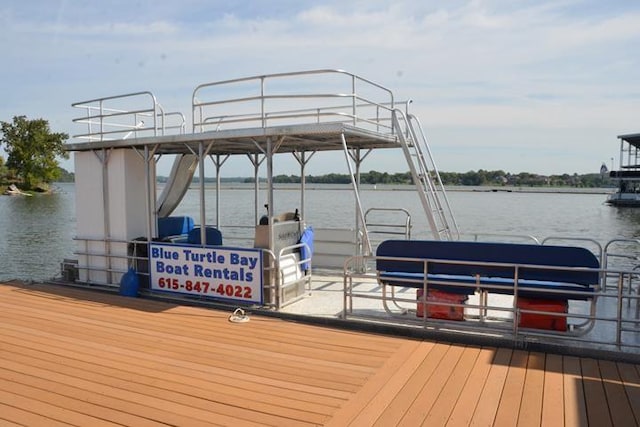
[167,182,615,195]
[52,180,615,195]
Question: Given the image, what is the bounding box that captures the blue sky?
[1,0,639,177]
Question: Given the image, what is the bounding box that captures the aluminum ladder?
[392,110,459,241]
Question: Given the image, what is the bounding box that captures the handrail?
[407,113,460,239]
[192,69,395,134]
[343,252,640,351]
[364,207,412,241]
[71,91,185,142]
[200,102,397,134]
[71,70,397,141]
[461,232,541,244]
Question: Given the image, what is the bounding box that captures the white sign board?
[149,243,263,304]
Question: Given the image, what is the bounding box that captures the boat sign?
[148,243,263,304]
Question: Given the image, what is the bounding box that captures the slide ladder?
[392,110,459,241]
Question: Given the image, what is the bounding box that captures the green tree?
[0,116,69,189]
[0,155,7,182]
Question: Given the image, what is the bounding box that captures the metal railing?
[192,69,397,134]
[70,235,312,310]
[64,232,640,354]
[72,92,186,141]
[364,207,412,250]
[341,248,640,353]
[71,236,131,287]
[461,232,541,244]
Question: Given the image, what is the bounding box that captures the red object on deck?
[417,289,466,320]
[517,297,568,331]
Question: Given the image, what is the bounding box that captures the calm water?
[0,183,77,281]
[2,183,640,282]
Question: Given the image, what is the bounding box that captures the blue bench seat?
[376,240,600,302]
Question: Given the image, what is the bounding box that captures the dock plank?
[0,320,353,404]
[0,367,187,427]
[492,350,529,426]
[370,341,448,426]
[0,338,334,417]
[581,358,613,427]
[0,285,399,360]
[469,347,513,426]
[563,356,588,427]
[540,353,564,427]
[422,346,482,426]
[340,340,439,426]
[517,352,546,427]
[0,311,366,394]
[0,402,71,427]
[396,344,466,425]
[323,339,424,426]
[598,360,637,427]
[0,388,120,427]
[0,349,322,427]
[0,297,387,376]
[1,282,640,426]
[0,376,165,427]
[445,347,496,427]
[618,362,640,424]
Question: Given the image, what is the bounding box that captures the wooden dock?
[1,281,639,426]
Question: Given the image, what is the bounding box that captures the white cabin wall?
[108,149,151,241]
[75,151,106,284]
[75,149,151,285]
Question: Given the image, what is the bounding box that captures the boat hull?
[606,192,640,206]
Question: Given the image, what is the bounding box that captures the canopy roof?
[618,133,640,149]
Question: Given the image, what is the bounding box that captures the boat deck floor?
[2,280,640,426]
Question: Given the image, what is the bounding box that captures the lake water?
[2,182,639,282]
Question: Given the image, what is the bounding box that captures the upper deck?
[66,69,407,156]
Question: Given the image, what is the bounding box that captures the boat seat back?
[157,216,194,239]
[376,240,600,287]
[187,226,223,246]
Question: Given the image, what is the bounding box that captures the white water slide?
[156,154,198,218]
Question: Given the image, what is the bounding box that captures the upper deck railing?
[192,69,397,135]
[72,92,186,142]
[71,70,403,142]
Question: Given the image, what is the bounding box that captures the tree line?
[54,168,617,188]
[247,170,612,188]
